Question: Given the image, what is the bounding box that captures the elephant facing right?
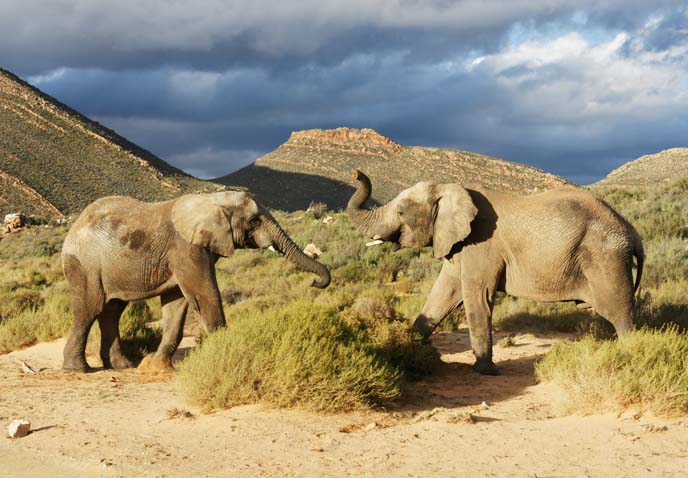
[347,170,644,375]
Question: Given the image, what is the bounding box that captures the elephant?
[347,169,643,375]
[61,190,330,373]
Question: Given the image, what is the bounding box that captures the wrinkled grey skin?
[347,170,643,375]
[62,191,330,373]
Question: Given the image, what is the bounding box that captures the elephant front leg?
[139,290,188,373]
[174,249,227,334]
[463,284,499,375]
[412,259,463,340]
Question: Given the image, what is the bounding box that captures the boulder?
[3,212,28,233]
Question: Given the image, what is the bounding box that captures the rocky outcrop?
[285,128,402,155]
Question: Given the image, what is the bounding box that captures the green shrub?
[535,327,688,416]
[178,301,437,412]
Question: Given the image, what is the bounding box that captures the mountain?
[0,68,211,217]
[593,148,688,189]
[215,127,570,210]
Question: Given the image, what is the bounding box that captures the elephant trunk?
[265,217,331,288]
[347,169,387,238]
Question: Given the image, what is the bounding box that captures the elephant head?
[347,170,478,258]
[171,191,330,288]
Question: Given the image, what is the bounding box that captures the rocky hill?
[593,148,688,189]
[215,127,570,210]
[0,68,210,217]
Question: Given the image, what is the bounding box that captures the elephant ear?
[171,195,235,257]
[432,184,478,259]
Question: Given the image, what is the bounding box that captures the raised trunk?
[265,218,331,289]
[346,169,386,237]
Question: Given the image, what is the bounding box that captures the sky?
[2,1,687,184]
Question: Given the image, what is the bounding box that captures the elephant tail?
[631,229,644,295]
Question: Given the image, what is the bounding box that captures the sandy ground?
[1,328,687,478]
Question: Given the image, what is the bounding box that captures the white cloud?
[467,29,688,124]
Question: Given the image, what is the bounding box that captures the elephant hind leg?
[585,263,635,337]
[63,281,105,372]
[98,299,131,369]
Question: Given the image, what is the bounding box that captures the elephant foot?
[138,354,174,374]
[102,354,135,370]
[62,358,93,373]
[472,359,500,376]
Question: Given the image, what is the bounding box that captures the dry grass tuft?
[535,327,688,416]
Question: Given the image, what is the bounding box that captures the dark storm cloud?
[3,0,684,74]
[4,0,688,183]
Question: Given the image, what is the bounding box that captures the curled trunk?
[265,217,331,288]
[347,169,386,237]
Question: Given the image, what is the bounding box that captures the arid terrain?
[2,328,687,478]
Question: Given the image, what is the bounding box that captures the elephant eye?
[249,217,261,227]
[397,210,403,217]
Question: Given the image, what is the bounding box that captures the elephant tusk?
[267,245,276,252]
[372,234,382,240]
[366,239,384,247]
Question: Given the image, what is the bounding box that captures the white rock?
[8,419,31,438]
[303,243,323,259]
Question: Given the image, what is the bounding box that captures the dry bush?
[178,301,415,412]
[535,327,688,416]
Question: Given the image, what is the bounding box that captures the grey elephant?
[347,170,643,375]
[62,191,330,373]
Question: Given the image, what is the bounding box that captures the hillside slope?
[593,148,688,189]
[216,128,570,210]
[0,68,210,217]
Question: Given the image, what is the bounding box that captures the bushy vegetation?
[535,327,688,416]
[178,301,433,412]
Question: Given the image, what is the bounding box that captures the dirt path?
[2,329,687,477]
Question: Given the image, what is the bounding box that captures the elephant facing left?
[61,191,331,373]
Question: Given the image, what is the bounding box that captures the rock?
[3,212,28,233]
[8,419,31,438]
[322,215,334,224]
[303,243,323,259]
